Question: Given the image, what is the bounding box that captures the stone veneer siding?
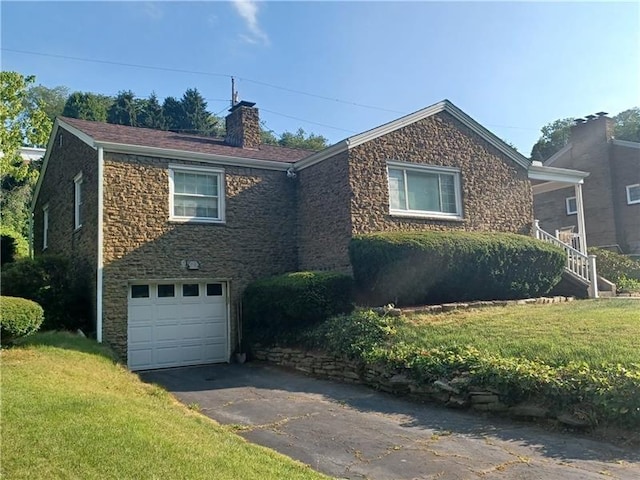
[296,151,353,272]
[33,129,99,329]
[349,112,533,237]
[101,153,297,359]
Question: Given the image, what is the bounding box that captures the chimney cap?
[596,111,608,117]
[229,100,256,112]
[574,118,586,125]
[585,114,596,120]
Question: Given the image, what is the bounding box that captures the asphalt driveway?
[141,363,639,480]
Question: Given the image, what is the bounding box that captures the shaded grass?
[399,299,640,367]
[1,332,329,480]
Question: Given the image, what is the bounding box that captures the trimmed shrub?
[350,231,565,305]
[589,247,640,289]
[1,296,44,344]
[0,255,92,332]
[0,227,28,266]
[243,271,354,344]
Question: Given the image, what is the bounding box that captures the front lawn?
[1,332,329,480]
[399,299,640,367]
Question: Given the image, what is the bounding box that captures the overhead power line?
[2,47,404,114]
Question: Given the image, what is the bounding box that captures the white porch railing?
[534,220,599,298]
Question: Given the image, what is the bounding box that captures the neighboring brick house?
[533,115,640,256]
[33,99,539,370]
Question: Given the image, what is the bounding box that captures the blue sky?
[2,1,639,154]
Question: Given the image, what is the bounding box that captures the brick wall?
[33,128,99,329]
[101,153,297,358]
[611,143,640,254]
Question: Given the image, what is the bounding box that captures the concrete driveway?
[141,363,639,480]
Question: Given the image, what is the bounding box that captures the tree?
[530,118,574,161]
[107,90,143,126]
[1,72,51,180]
[180,88,210,135]
[0,72,50,243]
[278,128,329,151]
[62,92,113,121]
[162,96,184,132]
[138,92,166,130]
[613,107,640,142]
[25,84,69,123]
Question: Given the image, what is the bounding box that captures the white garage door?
[127,281,229,371]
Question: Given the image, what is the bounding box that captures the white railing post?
[534,219,541,240]
[555,229,560,240]
[588,255,599,299]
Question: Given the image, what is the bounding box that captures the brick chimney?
[225,101,261,149]
[569,113,615,146]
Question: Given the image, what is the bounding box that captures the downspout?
[96,146,104,343]
[28,212,33,258]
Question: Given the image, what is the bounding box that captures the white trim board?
[294,100,531,171]
[613,139,640,150]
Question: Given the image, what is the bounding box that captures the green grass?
[1,332,329,480]
[399,300,640,367]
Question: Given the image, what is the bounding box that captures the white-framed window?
[387,162,462,219]
[168,164,225,223]
[42,204,49,250]
[566,196,577,215]
[74,172,83,229]
[626,184,640,205]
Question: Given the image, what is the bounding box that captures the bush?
[1,296,44,344]
[0,255,92,332]
[589,247,640,289]
[349,231,565,305]
[243,271,354,344]
[0,227,28,266]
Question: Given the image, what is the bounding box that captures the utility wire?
[3,47,404,114]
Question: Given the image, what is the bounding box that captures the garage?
[127,281,229,371]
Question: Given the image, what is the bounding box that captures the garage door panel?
[128,281,229,371]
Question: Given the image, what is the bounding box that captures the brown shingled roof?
[60,117,313,163]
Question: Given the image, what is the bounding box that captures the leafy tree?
[1,72,51,180]
[138,92,166,130]
[63,92,113,121]
[278,128,329,151]
[25,84,69,123]
[614,107,640,142]
[530,118,574,161]
[0,72,50,246]
[107,90,142,127]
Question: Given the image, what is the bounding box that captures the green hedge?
[0,255,92,332]
[1,296,44,344]
[243,271,354,344]
[589,247,640,290]
[0,227,28,266]
[349,231,565,305]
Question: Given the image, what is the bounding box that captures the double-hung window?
[387,162,462,218]
[74,173,83,229]
[565,196,577,215]
[626,184,640,205]
[169,165,225,223]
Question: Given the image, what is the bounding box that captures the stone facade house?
[533,115,640,256]
[33,99,548,370]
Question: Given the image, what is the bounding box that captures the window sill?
[389,211,464,222]
[169,218,226,225]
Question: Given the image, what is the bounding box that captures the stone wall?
[102,153,297,359]
[253,338,589,428]
[33,128,99,329]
